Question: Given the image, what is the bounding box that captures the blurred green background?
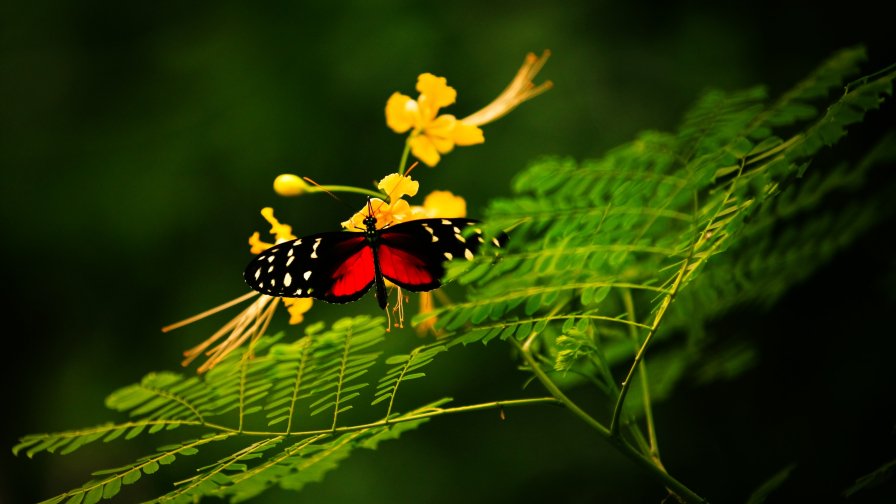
[3,1,894,502]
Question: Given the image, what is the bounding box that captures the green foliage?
[14,48,895,502]
[434,47,894,391]
[14,316,450,503]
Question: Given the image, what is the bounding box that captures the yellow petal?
[387,199,412,224]
[408,135,441,167]
[423,190,467,218]
[378,173,419,201]
[386,92,419,133]
[248,231,274,254]
[428,133,456,154]
[283,298,314,325]
[425,114,457,138]
[424,115,458,153]
[261,207,296,243]
[416,73,456,109]
[452,120,485,146]
[415,291,444,337]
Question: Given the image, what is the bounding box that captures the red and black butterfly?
[243,210,505,309]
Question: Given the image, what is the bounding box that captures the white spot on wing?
[286,256,294,267]
[492,238,501,247]
[464,248,474,260]
[310,238,322,259]
[303,271,311,281]
[452,226,461,234]
[455,233,466,243]
[441,219,452,225]
[284,272,292,287]
[444,252,453,260]
[268,266,274,273]
[423,224,438,241]
[296,288,303,295]
[287,248,294,257]
[255,268,261,280]
[267,255,275,263]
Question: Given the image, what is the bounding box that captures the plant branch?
[516,333,706,503]
[198,397,560,437]
[398,139,412,176]
[610,211,698,437]
[622,288,661,462]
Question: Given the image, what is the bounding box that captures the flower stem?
[307,185,384,199]
[398,139,412,175]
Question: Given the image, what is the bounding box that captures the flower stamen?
[462,50,553,127]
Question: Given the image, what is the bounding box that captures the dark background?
[2,1,894,502]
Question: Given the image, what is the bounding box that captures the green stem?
[516,334,706,504]
[610,251,692,437]
[306,185,384,200]
[622,288,661,462]
[200,397,560,437]
[398,139,412,176]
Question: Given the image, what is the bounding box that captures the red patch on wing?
[329,245,375,297]
[379,244,437,288]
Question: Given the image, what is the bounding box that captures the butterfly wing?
[378,218,491,292]
[243,232,376,304]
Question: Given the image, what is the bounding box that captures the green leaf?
[101,478,121,500]
[121,470,141,485]
[83,486,103,504]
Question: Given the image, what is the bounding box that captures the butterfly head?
[363,214,378,231]
[363,197,382,234]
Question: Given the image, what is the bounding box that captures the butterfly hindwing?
[243,232,375,304]
[378,218,487,292]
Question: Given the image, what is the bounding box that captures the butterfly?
[243,208,506,309]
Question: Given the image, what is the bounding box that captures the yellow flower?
[385,51,551,167]
[386,73,484,167]
[341,173,422,230]
[165,208,312,373]
[409,190,467,219]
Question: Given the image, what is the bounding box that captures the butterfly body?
[244,215,500,309]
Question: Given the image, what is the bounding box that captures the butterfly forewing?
[378,218,487,291]
[243,233,375,303]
